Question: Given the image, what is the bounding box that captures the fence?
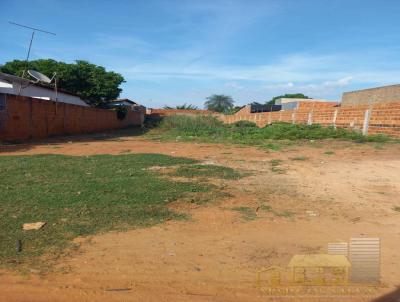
[219,102,400,137]
[0,94,144,141]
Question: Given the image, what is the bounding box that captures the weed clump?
[232,120,257,128]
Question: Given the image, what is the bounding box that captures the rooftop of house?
[0,72,82,98]
[111,98,140,105]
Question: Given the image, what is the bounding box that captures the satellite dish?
[28,69,52,83]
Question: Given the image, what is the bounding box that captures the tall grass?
[153,114,390,143]
[160,115,223,132]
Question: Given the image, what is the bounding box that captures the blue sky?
[1,0,400,108]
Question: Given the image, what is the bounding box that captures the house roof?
[0,72,83,98]
[111,98,139,105]
[0,72,30,85]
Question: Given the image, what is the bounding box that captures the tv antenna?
[27,69,58,104]
[9,21,56,77]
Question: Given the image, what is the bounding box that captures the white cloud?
[224,81,244,90]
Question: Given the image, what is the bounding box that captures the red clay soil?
[1,134,400,302]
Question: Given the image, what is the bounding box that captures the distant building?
[235,103,281,115]
[0,72,89,107]
[107,98,145,112]
[275,98,338,110]
[249,103,282,113]
[341,84,400,107]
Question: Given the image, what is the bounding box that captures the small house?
[108,99,145,112]
[0,72,89,107]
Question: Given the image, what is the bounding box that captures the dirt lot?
[1,134,400,302]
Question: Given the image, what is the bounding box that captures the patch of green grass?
[231,206,257,221]
[273,210,295,218]
[269,159,286,173]
[324,150,335,155]
[290,156,308,161]
[257,203,293,218]
[270,159,283,166]
[174,164,244,180]
[0,154,233,267]
[261,142,281,151]
[393,206,400,212]
[259,204,272,211]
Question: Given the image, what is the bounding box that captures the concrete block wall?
[0,95,143,142]
[342,84,400,107]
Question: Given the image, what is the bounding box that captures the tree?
[163,103,198,110]
[204,94,234,113]
[0,59,125,107]
[266,93,309,105]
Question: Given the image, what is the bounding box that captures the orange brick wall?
[219,102,400,137]
[297,101,339,110]
[235,105,251,116]
[0,95,143,142]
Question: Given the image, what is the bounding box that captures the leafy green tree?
[163,103,198,110]
[0,59,125,107]
[204,94,234,113]
[266,93,309,105]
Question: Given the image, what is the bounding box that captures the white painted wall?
[0,79,89,107]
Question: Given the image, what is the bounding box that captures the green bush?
[116,106,128,120]
[232,120,258,128]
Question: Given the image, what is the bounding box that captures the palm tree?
[175,103,198,110]
[163,103,198,110]
[204,94,234,113]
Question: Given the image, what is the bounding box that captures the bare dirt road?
[1,134,400,302]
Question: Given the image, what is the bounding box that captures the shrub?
[232,120,258,128]
[116,106,128,120]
